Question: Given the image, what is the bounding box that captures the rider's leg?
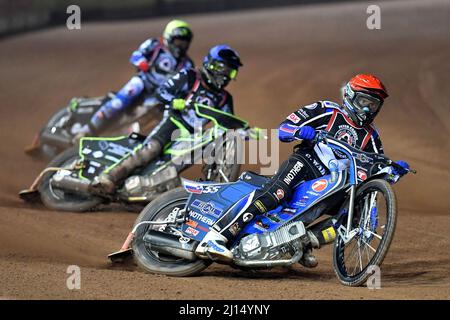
[89,113,184,194]
[196,150,320,262]
[90,139,162,194]
[89,76,145,134]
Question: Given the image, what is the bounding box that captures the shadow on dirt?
[199,265,335,281]
[382,259,450,287]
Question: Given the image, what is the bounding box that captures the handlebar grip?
[391,161,417,174]
[310,130,327,144]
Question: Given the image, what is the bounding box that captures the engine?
[232,221,309,261]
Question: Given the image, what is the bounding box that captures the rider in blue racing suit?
[196,74,411,267]
[86,20,194,135]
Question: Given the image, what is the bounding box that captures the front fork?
[337,185,359,244]
[346,185,356,237]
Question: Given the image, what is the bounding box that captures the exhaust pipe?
[143,230,198,261]
[40,130,72,149]
[232,251,303,268]
[51,174,91,194]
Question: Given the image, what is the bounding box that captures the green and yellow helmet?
[163,20,193,58]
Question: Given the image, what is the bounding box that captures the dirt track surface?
[0,0,449,299]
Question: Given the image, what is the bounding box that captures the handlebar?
[390,160,417,174]
[305,130,417,175]
[236,127,267,141]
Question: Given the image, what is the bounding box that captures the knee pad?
[119,77,144,98]
[111,76,145,112]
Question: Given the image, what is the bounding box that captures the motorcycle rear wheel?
[39,146,102,212]
[332,179,397,286]
[132,187,211,277]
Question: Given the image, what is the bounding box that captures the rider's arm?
[364,128,384,154]
[182,56,195,71]
[278,102,330,142]
[220,92,234,115]
[155,69,193,107]
[365,129,409,184]
[129,38,160,68]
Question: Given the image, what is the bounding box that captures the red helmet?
[342,74,388,126]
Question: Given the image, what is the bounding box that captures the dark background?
[0,0,364,37]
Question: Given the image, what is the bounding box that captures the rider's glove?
[392,160,410,176]
[295,126,316,140]
[138,60,149,72]
[248,127,264,140]
[172,98,186,111]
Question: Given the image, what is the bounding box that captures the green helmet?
[163,20,193,58]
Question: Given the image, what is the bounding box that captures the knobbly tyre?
[110,131,415,286]
[24,75,163,159]
[19,103,262,212]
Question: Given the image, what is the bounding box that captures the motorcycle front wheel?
[332,179,397,287]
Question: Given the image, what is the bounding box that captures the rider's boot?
[298,231,319,268]
[195,229,233,262]
[299,246,319,268]
[89,139,162,195]
[194,188,282,263]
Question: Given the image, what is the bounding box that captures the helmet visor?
[209,60,238,80]
[354,92,382,114]
[172,38,190,50]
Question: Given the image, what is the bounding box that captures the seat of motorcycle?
[238,171,270,187]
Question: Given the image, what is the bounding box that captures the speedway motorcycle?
[24,72,163,159]
[110,131,415,286]
[19,104,261,212]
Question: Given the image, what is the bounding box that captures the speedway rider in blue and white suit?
[196,74,411,267]
[87,20,194,135]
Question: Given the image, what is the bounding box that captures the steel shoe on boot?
[195,229,233,262]
[89,161,130,195]
[299,248,318,268]
[89,174,116,195]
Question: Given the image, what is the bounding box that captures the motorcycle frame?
[319,136,362,244]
